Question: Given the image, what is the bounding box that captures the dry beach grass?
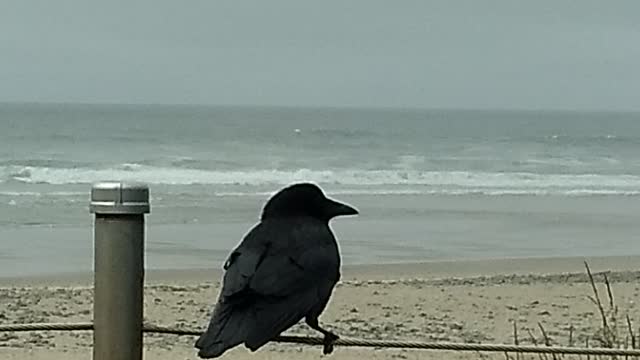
[1,257,640,359]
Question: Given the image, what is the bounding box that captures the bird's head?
[261,182,359,222]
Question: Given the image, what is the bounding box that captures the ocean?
[1,103,640,277]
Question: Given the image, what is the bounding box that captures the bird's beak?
[326,198,359,217]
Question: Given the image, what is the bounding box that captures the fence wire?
[1,322,640,356]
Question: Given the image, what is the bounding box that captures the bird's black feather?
[195,183,357,358]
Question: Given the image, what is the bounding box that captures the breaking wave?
[1,164,640,196]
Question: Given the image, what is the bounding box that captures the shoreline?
[2,254,638,287]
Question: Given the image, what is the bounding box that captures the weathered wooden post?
[90,182,150,360]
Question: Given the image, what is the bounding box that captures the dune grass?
[503,262,639,360]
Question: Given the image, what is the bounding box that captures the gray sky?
[1,0,639,110]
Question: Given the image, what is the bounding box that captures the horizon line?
[1,100,639,114]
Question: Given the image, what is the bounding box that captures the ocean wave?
[545,134,624,141]
[0,191,86,196]
[6,188,630,199]
[0,159,87,168]
[212,189,428,197]
[0,191,42,196]
[209,189,640,197]
[2,164,640,190]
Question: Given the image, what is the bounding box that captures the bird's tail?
[195,300,252,358]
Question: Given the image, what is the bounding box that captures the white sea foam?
[0,191,42,196]
[3,164,639,196]
[211,188,640,197]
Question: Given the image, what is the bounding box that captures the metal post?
[90,182,150,360]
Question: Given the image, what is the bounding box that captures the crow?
[195,182,358,358]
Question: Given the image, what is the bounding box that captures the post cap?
[90,182,150,215]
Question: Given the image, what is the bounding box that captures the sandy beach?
[1,255,639,359]
[4,3,640,359]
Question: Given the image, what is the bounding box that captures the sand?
[1,255,640,359]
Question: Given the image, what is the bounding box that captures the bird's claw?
[322,332,339,355]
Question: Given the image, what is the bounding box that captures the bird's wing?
[220,219,340,349]
[195,224,273,357]
[247,239,338,296]
[221,219,339,299]
[245,222,339,349]
[219,245,265,298]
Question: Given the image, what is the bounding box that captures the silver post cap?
[90,182,150,215]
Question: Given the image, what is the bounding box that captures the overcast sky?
[1,1,639,110]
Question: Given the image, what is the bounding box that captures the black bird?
[195,182,358,358]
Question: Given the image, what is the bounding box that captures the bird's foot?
[322,332,339,355]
